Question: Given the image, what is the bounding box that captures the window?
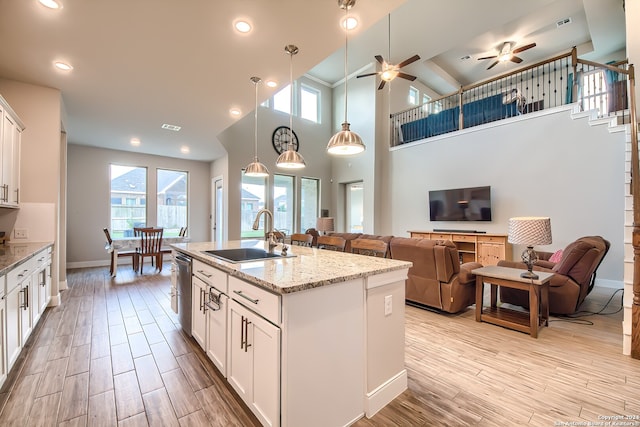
[409,86,419,105]
[273,84,291,114]
[157,169,188,237]
[273,174,294,235]
[300,177,319,232]
[581,70,608,114]
[300,85,320,123]
[241,171,267,238]
[422,93,431,105]
[110,165,147,238]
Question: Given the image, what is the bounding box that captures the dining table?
[105,235,189,276]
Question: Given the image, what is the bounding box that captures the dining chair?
[316,235,346,252]
[136,227,164,273]
[179,226,188,237]
[290,233,313,247]
[350,238,388,258]
[103,228,137,276]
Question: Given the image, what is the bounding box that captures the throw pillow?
[549,249,564,263]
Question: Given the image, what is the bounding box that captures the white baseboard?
[48,293,61,306]
[67,260,111,269]
[58,279,68,291]
[365,369,408,418]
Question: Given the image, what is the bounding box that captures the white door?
[212,177,223,242]
[6,284,21,370]
[191,276,207,348]
[346,181,364,233]
[0,295,6,384]
[227,300,253,402]
[206,290,228,377]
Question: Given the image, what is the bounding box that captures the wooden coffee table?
[472,265,554,338]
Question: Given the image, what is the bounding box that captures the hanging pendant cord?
[254,79,259,159]
[289,50,294,151]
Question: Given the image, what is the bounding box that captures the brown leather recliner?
[497,236,610,314]
[389,237,482,313]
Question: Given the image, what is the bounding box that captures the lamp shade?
[316,217,334,233]
[327,122,366,155]
[244,158,270,177]
[508,217,552,246]
[276,149,306,169]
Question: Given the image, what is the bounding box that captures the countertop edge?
[0,241,54,277]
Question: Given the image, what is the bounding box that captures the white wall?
[66,144,211,265]
[385,106,625,282]
[217,76,333,240]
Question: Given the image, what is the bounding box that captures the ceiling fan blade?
[378,80,386,90]
[397,72,417,81]
[512,42,536,54]
[397,54,421,68]
[510,56,523,64]
[374,55,385,65]
[357,72,379,78]
[487,60,499,70]
[477,55,498,60]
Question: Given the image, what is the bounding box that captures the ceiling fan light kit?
[277,44,306,169]
[327,0,365,156]
[244,76,270,177]
[479,41,536,70]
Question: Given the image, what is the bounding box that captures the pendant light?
[327,0,365,156]
[276,44,306,169]
[244,76,270,177]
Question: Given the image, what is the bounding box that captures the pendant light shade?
[277,44,306,169]
[244,76,270,177]
[327,0,365,156]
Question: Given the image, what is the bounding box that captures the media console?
[408,230,512,266]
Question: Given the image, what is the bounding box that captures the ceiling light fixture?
[276,44,306,169]
[39,0,62,9]
[342,16,358,30]
[180,146,190,154]
[234,20,252,33]
[54,61,73,71]
[229,108,241,117]
[244,77,269,177]
[130,138,141,146]
[327,0,365,156]
[266,80,278,88]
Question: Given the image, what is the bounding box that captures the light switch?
[384,295,393,316]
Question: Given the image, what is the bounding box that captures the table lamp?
[316,217,334,235]
[507,217,552,279]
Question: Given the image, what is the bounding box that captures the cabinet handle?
[25,285,29,309]
[240,316,245,350]
[244,317,252,352]
[15,188,19,204]
[197,270,212,278]
[233,290,259,305]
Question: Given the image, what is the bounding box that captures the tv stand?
[408,230,511,266]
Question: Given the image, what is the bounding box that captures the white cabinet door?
[1,112,14,205]
[20,277,32,344]
[0,289,7,387]
[206,292,227,377]
[191,276,207,348]
[6,283,21,370]
[227,299,280,427]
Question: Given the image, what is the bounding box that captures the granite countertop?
[0,242,54,276]
[171,240,412,295]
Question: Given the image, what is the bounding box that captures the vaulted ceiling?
[0,0,626,161]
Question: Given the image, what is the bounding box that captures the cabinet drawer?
[430,233,452,240]
[410,232,430,239]
[451,234,476,242]
[229,276,280,325]
[478,235,505,243]
[34,249,52,269]
[7,258,35,288]
[193,260,228,294]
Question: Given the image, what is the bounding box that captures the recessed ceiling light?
[39,0,62,9]
[54,61,73,71]
[180,146,190,154]
[230,108,241,117]
[266,80,277,88]
[342,17,358,30]
[161,123,181,131]
[130,138,140,146]
[234,20,252,33]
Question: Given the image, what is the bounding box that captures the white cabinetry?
[191,275,207,348]
[205,287,228,376]
[0,95,24,208]
[34,247,52,323]
[0,276,6,386]
[228,299,280,427]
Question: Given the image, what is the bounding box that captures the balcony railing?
[390,47,632,147]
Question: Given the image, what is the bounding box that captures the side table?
[472,265,554,338]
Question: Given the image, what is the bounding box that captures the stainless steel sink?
[202,248,293,263]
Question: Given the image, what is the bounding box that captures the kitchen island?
[171,240,411,427]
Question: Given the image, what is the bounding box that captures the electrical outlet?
[384,295,393,316]
[14,228,28,239]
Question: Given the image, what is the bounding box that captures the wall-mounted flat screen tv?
[429,186,492,221]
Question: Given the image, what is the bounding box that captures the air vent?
[161,123,181,131]
[460,55,471,61]
[556,17,572,28]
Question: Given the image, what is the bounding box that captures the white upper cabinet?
[0,95,24,208]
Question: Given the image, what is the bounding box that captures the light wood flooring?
[0,266,637,426]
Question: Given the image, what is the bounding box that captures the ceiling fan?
[478,41,537,70]
[356,54,421,90]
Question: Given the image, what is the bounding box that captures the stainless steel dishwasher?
[175,253,192,336]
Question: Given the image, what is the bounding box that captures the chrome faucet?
[252,208,288,254]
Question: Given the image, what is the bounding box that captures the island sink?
[203,247,292,263]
